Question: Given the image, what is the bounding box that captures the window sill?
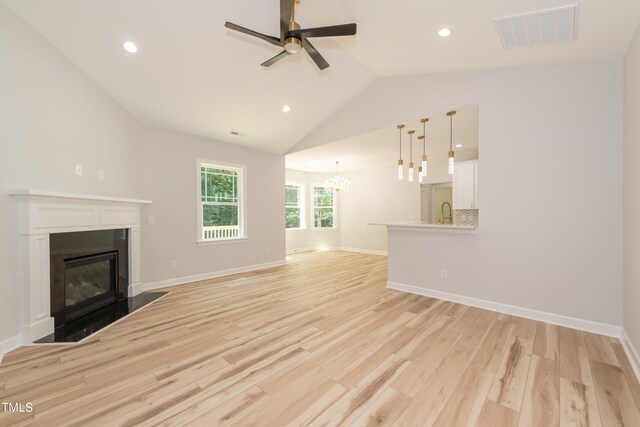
[197,237,248,247]
[310,227,338,231]
[286,228,307,232]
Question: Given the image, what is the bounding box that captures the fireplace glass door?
[63,251,118,321]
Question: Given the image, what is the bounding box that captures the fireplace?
[9,190,150,342]
[50,229,128,328]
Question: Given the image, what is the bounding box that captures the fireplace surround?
[9,190,151,342]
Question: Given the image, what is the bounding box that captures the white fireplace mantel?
[9,190,151,342]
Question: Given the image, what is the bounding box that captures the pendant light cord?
[423,121,426,155]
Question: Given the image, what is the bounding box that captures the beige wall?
[292,61,624,326]
[624,23,640,356]
[141,127,285,285]
[0,4,143,347]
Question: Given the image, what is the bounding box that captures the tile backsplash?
[454,209,478,226]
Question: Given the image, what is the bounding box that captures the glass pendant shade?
[448,151,455,175]
[398,160,403,180]
[418,166,424,183]
[422,156,427,177]
[409,163,414,182]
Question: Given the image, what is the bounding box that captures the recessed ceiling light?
[282,105,291,113]
[438,28,452,38]
[456,144,463,148]
[123,41,138,53]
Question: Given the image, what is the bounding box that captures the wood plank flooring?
[0,251,639,426]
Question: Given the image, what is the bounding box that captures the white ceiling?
[4,0,640,154]
[286,104,479,173]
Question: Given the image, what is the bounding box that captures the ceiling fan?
[224,0,357,70]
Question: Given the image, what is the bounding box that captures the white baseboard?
[286,247,387,256]
[0,334,23,364]
[387,281,622,338]
[143,259,287,291]
[339,247,388,256]
[621,329,640,383]
[286,247,324,255]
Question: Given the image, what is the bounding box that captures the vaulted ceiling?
[4,0,640,154]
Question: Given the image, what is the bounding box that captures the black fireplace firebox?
[50,229,129,328]
[62,251,119,322]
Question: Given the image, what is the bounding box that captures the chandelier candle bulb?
[396,124,405,180]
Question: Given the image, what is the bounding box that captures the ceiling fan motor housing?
[285,21,302,54]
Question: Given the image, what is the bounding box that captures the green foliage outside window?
[285,184,301,229]
[313,186,334,228]
[201,166,239,227]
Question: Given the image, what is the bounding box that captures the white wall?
[0,4,143,347]
[291,61,623,327]
[285,169,340,252]
[142,127,285,285]
[624,23,640,356]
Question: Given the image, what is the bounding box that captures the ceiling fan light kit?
[224,0,357,70]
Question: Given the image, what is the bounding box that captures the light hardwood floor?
[1,251,639,426]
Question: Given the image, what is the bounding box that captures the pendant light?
[417,134,425,178]
[420,118,429,177]
[397,124,405,180]
[408,130,415,182]
[447,111,456,174]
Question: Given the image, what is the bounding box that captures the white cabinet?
[453,160,478,209]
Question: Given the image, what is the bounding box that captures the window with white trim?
[198,160,245,242]
[285,183,305,229]
[312,185,336,228]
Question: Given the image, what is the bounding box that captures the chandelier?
[325,161,351,192]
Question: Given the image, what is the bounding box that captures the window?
[312,185,336,228]
[285,183,305,229]
[198,160,246,242]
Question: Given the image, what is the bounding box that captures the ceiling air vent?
[494,4,578,49]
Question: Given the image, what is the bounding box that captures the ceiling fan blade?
[290,23,357,38]
[302,38,329,70]
[261,50,290,67]
[224,22,282,47]
[280,0,294,41]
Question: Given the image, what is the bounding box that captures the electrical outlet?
[170,260,177,269]
[440,269,448,279]
[148,216,155,225]
[75,164,83,176]
[98,169,105,180]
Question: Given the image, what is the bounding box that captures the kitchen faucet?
[440,202,452,224]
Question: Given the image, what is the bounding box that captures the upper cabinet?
[453,160,478,209]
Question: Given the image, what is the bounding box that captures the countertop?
[369,221,477,232]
